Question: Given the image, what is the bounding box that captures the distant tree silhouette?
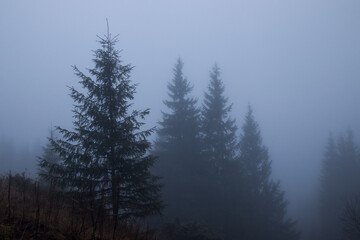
[154,58,203,221]
[337,131,360,196]
[238,106,299,240]
[319,133,341,240]
[38,128,61,182]
[319,131,360,240]
[38,30,162,238]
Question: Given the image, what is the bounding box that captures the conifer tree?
[319,133,343,240]
[156,59,200,161]
[319,131,360,240]
[201,64,237,174]
[199,64,240,236]
[154,58,202,220]
[39,30,162,234]
[38,128,61,181]
[238,106,299,240]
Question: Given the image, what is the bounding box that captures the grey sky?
[1,0,360,236]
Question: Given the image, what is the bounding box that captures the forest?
[0,28,359,240]
[2,1,360,240]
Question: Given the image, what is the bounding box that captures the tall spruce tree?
[201,64,237,174]
[154,58,202,221]
[239,106,299,240]
[200,64,240,237]
[39,30,162,234]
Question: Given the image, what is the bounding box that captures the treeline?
[318,131,360,240]
[1,29,318,240]
[153,59,299,240]
[32,31,300,240]
[1,27,358,240]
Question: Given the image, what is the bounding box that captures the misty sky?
[1,0,360,232]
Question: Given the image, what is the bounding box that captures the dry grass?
[0,173,158,240]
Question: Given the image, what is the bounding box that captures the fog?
[1,1,360,239]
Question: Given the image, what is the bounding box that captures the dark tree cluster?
[319,131,360,240]
[37,29,300,240]
[154,59,299,240]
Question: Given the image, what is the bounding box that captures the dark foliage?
[154,58,203,221]
[341,195,360,240]
[198,64,241,237]
[201,64,237,174]
[38,30,163,237]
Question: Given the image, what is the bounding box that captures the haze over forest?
[1,1,360,239]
